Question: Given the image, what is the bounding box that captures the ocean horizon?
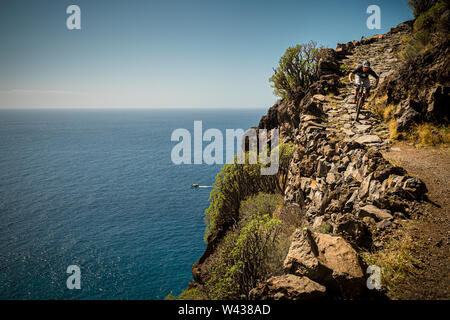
[0,108,266,299]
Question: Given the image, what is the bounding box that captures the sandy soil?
[383,142,450,299]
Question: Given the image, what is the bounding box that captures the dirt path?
[383,143,450,299]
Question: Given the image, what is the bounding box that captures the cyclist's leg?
[362,78,370,105]
[366,78,371,96]
[354,88,359,103]
[354,75,362,103]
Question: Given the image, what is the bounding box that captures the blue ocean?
[0,108,265,299]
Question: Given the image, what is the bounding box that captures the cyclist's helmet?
[363,61,370,67]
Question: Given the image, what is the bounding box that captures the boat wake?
[191,184,213,188]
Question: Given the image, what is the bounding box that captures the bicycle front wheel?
[355,96,362,121]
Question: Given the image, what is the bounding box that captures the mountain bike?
[352,82,375,122]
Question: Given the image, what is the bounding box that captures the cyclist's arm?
[370,69,380,87]
[350,66,362,83]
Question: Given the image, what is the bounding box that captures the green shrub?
[164,293,176,300]
[413,0,448,32]
[400,30,432,62]
[402,0,449,62]
[238,193,283,224]
[205,193,285,300]
[408,0,437,18]
[177,287,209,300]
[204,143,294,241]
[340,64,350,73]
[269,41,322,103]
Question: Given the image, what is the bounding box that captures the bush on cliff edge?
[269,41,322,103]
[408,0,438,17]
[204,142,294,242]
[205,193,286,300]
[401,0,450,62]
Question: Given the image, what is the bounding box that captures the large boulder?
[258,101,281,130]
[374,33,448,114]
[249,274,326,300]
[360,34,384,45]
[335,41,356,58]
[283,228,366,296]
[388,20,414,34]
[257,100,301,140]
[317,49,340,77]
[395,100,423,132]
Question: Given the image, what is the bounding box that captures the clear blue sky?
[0,0,413,108]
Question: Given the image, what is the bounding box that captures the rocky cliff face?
[190,20,435,299]
[374,19,449,130]
[377,39,450,128]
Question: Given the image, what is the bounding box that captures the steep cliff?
[186,17,448,300]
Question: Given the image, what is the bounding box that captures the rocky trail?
[319,30,406,149]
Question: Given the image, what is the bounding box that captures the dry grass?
[367,97,400,141]
[386,155,404,167]
[370,105,383,119]
[389,120,399,140]
[361,222,423,299]
[409,123,450,146]
[327,135,342,142]
[368,98,449,147]
[369,95,389,119]
[374,94,388,105]
[383,104,396,121]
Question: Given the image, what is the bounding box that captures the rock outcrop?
[394,100,423,132]
[283,229,366,297]
[249,274,326,300]
[374,22,450,131]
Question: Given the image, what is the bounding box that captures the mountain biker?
[348,61,379,105]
